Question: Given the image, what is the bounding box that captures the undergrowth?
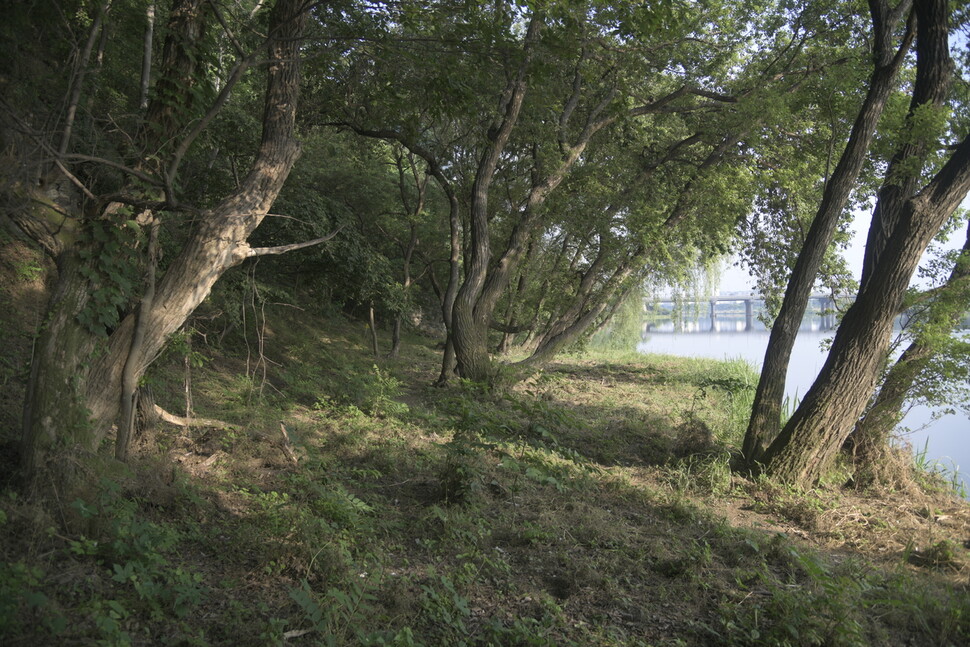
[1,304,968,646]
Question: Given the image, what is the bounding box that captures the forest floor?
[1,239,969,646]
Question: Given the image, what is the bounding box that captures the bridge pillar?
[822,297,835,330]
[710,299,717,331]
[745,299,754,331]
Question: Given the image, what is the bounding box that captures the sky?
[718,200,970,295]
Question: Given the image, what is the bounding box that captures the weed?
[364,365,410,418]
[437,431,491,505]
[704,547,871,647]
[912,438,968,497]
[71,480,207,622]
[307,363,409,418]
[665,450,733,496]
[418,572,471,645]
[908,539,964,570]
[289,576,390,646]
[13,259,43,282]
[0,559,67,637]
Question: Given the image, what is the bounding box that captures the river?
[637,311,968,494]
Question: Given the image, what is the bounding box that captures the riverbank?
[1,299,969,645]
[639,316,970,496]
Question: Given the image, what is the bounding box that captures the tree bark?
[139,2,156,111]
[390,152,424,358]
[369,303,380,357]
[59,0,113,158]
[762,0,962,487]
[116,215,160,462]
[764,138,970,487]
[848,219,970,483]
[741,0,915,464]
[451,16,540,382]
[435,182,462,384]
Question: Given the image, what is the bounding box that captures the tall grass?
[913,438,968,498]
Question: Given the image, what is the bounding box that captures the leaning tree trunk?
[741,0,914,465]
[20,0,307,493]
[759,0,960,487]
[847,220,970,484]
[763,139,970,486]
[517,255,640,370]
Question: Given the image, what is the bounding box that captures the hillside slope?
[1,261,968,646]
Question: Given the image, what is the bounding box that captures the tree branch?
[164,52,258,201]
[153,404,231,428]
[65,154,163,187]
[245,225,344,258]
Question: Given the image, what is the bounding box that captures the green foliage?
[665,451,734,496]
[312,364,410,419]
[0,559,67,638]
[589,288,648,352]
[417,573,471,644]
[434,382,601,505]
[69,480,207,623]
[908,539,963,570]
[705,540,970,647]
[76,217,144,335]
[12,259,44,282]
[911,439,968,498]
[687,357,759,442]
[288,577,394,646]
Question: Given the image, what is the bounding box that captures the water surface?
[637,313,968,494]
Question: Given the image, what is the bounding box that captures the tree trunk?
[436,184,462,384]
[116,217,160,462]
[518,256,640,370]
[741,0,914,465]
[764,141,970,487]
[848,220,970,483]
[139,2,156,111]
[450,17,536,381]
[390,222,418,358]
[369,303,380,357]
[20,252,106,489]
[760,0,961,488]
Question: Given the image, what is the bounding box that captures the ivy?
[76,215,145,335]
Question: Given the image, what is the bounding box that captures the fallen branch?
[279,422,299,465]
[153,404,231,429]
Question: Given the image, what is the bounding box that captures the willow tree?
[847,217,970,485]
[335,0,859,384]
[741,0,916,464]
[2,0,320,492]
[759,0,970,487]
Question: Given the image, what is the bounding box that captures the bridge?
[646,293,841,332]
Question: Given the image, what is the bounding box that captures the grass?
[913,438,968,498]
[1,291,969,646]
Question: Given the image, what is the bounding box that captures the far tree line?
[1,0,968,496]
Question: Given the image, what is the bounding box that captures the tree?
[3,0,316,492]
[741,0,916,464]
[847,216,970,485]
[759,0,970,487]
[334,0,854,385]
